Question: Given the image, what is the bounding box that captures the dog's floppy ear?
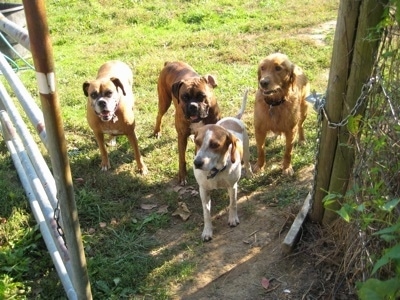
[83,81,90,97]
[110,77,126,96]
[229,134,242,164]
[203,74,218,88]
[172,80,184,103]
[288,63,296,90]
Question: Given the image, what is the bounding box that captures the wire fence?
[340,19,400,293]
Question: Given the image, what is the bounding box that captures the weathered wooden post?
[322,0,388,224]
[310,0,388,224]
[310,0,361,223]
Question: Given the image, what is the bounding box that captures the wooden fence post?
[322,0,388,224]
[310,0,388,224]
[310,0,360,223]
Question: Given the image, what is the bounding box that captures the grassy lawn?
[0,0,338,298]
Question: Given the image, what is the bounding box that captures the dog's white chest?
[190,121,205,133]
[194,164,240,190]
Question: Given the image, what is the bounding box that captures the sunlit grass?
[0,0,338,298]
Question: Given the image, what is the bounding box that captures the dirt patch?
[297,20,336,46]
[150,165,355,299]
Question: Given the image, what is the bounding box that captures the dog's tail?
[235,88,249,120]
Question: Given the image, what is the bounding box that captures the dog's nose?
[188,103,199,114]
[259,78,270,89]
[193,157,204,169]
[97,99,107,109]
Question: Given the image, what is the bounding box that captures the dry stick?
[248,230,259,237]
[301,280,315,300]
[265,283,281,293]
[278,215,291,237]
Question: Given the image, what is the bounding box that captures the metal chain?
[309,91,325,204]
[54,200,67,247]
[320,76,377,129]
[307,75,378,203]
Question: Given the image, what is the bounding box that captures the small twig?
[222,229,235,235]
[248,230,259,237]
[301,280,314,300]
[265,283,281,293]
[278,215,291,237]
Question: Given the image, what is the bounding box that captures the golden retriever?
[253,53,310,175]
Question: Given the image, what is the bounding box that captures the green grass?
[0,0,338,298]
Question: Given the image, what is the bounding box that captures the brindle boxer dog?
[83,60,148,175]
[153,61,221,185]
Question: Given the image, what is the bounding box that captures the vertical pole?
[310,0,361,223]
[322,0,388,224]
[310,0,388,223]
[21,1,92,299]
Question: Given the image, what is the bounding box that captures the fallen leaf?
[141,204,158,210]
[99,222,107,228]
[173,186,183,193]
[110,218,117,225]
[88,228,96,234]
[157,205,169,214]
[172,202,191,221]
[178,188,188,196]
[261,277,270,290]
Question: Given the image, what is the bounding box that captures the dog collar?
[207,164,227,179]
[264,98,285,106]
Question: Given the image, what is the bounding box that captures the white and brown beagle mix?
[193,90,252,241]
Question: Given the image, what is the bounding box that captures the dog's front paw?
[202,228,213,242]
[179,177,187,186]
[243,165,253,178]
[100,160,111,171]
[282,166,294,176]
[153,131,162,139]
[252,163,264,174]
[139,164,149,176]
[228,215,240,227]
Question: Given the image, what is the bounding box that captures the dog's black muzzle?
[186,102,209,123]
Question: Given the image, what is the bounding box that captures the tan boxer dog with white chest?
[153,61,221,185]
[83,60,148,174]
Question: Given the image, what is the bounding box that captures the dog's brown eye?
[275,65,282,71]
[104,91,113,98]
[90,92,98,99]
[181,94,189,102]
[209,141,219,149]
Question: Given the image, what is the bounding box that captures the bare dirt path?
[149,165,351,299]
